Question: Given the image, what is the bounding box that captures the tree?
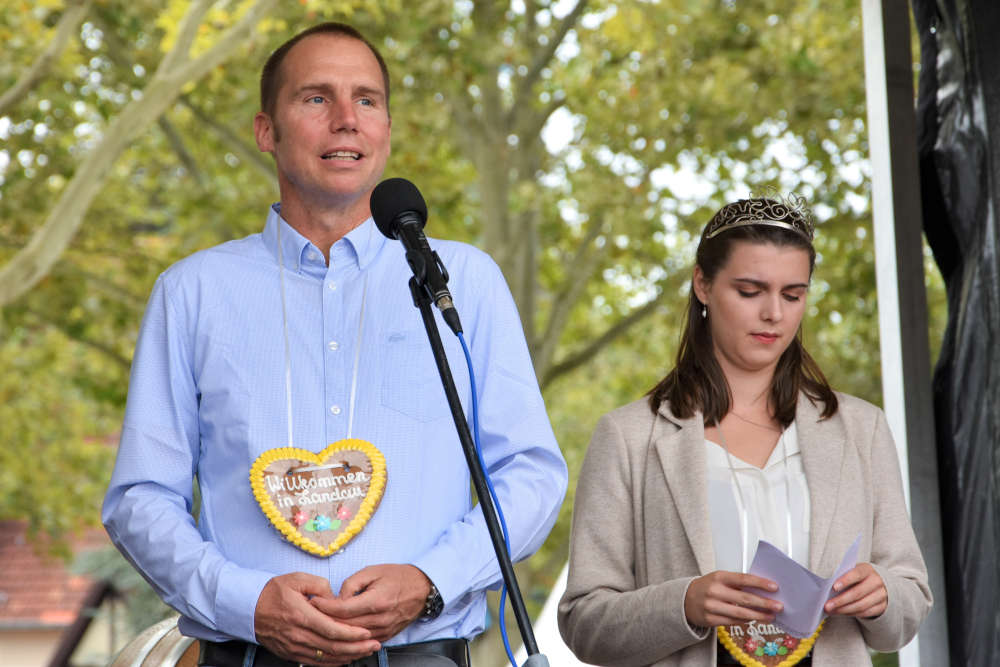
[0,0,280,307]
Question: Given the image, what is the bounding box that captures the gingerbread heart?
[717,620,822,667]
[250,439,386,557]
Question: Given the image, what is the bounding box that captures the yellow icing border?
[717,621,824,667]
[249,439,387,557]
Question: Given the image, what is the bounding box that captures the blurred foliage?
[0,1,945,662]
[73,546,176,635]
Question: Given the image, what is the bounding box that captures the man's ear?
[254,111,275,152]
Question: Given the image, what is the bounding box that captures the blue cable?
[457,332,517,667]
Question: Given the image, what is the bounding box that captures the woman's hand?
[825,562,887,619]
[684,571,782,627]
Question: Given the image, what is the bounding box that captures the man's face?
[254,33,391,213]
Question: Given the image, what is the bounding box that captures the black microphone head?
[370,177,427,239]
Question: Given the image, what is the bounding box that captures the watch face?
[424,585,444,619]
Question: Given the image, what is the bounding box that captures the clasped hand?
[253,564,432,665]
[684,571,782,628]
[685,563,887,629]
[825,562,887,619]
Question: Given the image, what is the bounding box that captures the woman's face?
[693,240,811,378]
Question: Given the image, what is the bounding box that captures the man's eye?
[308,96,324,104]
[783,293,802,302]
[738,290,758,298]
[359,98,374,106]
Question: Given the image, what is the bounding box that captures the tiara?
[703,190,815,242]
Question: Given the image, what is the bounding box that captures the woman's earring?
[701,305,707,319]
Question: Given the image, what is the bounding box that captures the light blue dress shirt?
[102,205,567,645]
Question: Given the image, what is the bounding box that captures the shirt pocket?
[379,330,457,423]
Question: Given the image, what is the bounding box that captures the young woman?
[557,196,931,666]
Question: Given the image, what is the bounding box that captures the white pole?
[861,1,949,664]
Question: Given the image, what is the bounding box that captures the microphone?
[370,178,463,334]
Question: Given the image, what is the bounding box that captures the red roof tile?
[0,520,108,629]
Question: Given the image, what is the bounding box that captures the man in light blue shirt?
[102,22,567,667]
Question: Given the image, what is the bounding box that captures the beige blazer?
[558,393,932,667]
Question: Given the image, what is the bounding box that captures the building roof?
[0,520,108,630]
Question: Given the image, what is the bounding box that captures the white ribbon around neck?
[276,220,370,451]
[713,418,794,573]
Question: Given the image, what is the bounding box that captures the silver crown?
[704,189,815,242]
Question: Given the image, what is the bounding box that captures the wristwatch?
[421,582,444,620]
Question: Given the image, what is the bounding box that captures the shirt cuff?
[215,562,276,643]
[411,545,470,608]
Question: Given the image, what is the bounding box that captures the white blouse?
[705,422,811,573]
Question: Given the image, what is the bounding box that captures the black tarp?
[912,0,1000,664]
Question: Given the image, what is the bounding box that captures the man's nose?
[329,98,358,131]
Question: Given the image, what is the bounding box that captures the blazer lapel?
[653,405,715,574]
[797,395,846,573]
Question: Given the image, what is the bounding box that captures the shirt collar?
[262,203,387,272]
[339,215,385,271]
[263,204,310,272]
[705,421,801,471]
[764,420,800,466]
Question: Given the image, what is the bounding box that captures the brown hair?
[647,199,838,425]
[259,22,391,118]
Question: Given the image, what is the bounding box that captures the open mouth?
[321,151,361,161]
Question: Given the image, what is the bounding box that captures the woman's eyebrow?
[732,277,809,290]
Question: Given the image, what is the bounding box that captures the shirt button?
[328,340,339,351]
[328,281,337,291]
[308,251,319,261]
[330,405,341,415]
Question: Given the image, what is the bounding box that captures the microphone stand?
[407,276,548,667]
